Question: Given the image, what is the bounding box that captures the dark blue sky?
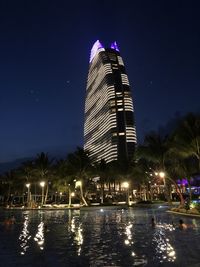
[0,0,200,163]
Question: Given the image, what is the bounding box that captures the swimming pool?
[0,206,200,266]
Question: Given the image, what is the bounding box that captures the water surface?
[0,206,200,266]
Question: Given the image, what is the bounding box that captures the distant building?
[84,40,137,163]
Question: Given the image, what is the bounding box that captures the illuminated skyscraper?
[84,40,137,163]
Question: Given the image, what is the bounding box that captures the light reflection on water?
[34,221,45,250]
[1,207,200,266]
[152,223,176,263]
[68,210,83,255]
[18,212,31,255]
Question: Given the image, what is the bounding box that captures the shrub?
[194,203,200,213]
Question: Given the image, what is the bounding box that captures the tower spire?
[89,40,104,63]
[110,41,120,52]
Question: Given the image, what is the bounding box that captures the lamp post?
[40,181,45,206]
[159,172,166,186]
[68,184,75,208]
[59,192,63,203]
[68,184,71,207]
[122,182,130,205]
[155,171,166,186]
[26,183,30,208]
[68,188,75,208]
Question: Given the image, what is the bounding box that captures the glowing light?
[75,181,82,188]
[122,182,129,188]
[125,239,129,245]
[40,181,45,187]
[190,202,195,209]
[90,40,104,63]
[26,183,30,188]
[110,41,120,51]
[159,172,165,178]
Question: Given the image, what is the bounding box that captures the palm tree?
[13,161,36,206]
[66,147,92,206]
[17,160,33,181]
[137,132,168,169]
[137,132,185,206]
[2,170,16,204]
[172,113,200,171]
[53,159,74,205]
[33,152,54,205]
[92,159,108,204]
[168,113,200,205]
[130,158,152,201]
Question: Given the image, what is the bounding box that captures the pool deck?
[1,204,128,211]
[167,209,200,218]
[2,203,172,211]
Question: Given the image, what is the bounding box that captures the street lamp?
[60,192,62,202]
[159,172,165,178]
[75,181,82,187]
[159,172,166,186]
[40,181,45,206]
[68,187,75,208]
[26,183,30,208]
[155,171,166,185]
[122,182,130,205]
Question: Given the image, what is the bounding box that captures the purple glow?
[90,40,104,63]
[177,178,188,186]
[110,41,120,52]
[181,178,188,186]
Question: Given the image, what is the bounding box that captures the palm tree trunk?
[164,184,172,205]
[68,187,71,207]
[80,185,88,206]
[44,182,49,204]
[188,180,192,204]
[172,180,185,206]
[100,182,104,204]
[108,182,111,192]
[163,175,184,207]
[6,184,11,203]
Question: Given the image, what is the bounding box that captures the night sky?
[0,0,200,164]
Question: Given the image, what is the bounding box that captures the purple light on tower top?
[90,40,104,63]
[110,41,120,52]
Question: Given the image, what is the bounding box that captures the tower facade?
[84,40,137,163]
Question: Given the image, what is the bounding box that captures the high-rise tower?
[84,40,137,163]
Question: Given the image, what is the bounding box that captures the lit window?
[119,132,125,136]
[110,100,115,106]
